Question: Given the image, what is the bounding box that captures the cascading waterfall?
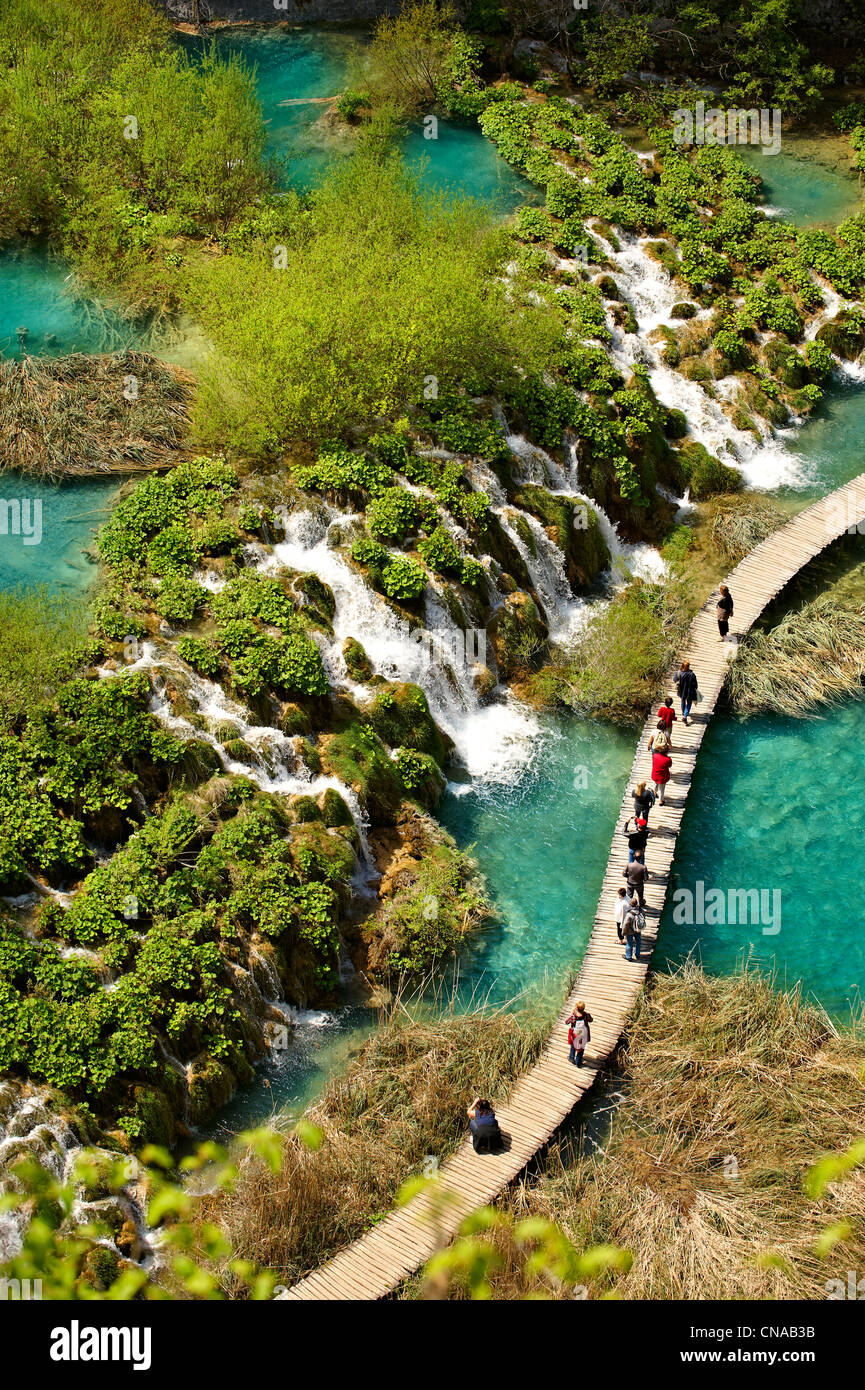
[600,232,813,490]
[272,507,541,784]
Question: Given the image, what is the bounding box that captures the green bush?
[381,555,426,602]
[367,488,420,543]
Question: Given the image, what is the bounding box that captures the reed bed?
[711,495,788,565]
[212,997,549,1290]
[428,964,865,1301]
[0,351,193,479]
[728,593,865,716]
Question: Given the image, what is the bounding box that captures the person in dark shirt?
[632,780,656,822]
[623,850,648,905]
[623,816,649,862]
[674,660,698,724]
[467,1097,501,1153]
[716,584,734,641]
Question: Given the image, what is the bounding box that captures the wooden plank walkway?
[282,472,865,1301]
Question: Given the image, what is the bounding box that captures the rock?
[116,1217,144,1262]
[487,592,548,680]
[472,664,497,703]
[342,636,373,682]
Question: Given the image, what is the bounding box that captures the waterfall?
[600,232,810,491]
[271,507,540,784]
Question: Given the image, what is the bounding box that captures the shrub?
[418,526,461,574]
[381,555,426,602]
[176,637,222,678]
[367,488,420,543]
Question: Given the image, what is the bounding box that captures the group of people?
[468,597,735,1152]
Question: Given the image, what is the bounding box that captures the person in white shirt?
[614,886,631,942]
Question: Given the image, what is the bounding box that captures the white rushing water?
[600,232,814,491]
[271,508,541,784]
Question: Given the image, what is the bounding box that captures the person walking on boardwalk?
[632,779,656,823]
[623,897,646,962]
[623,849,648,905]
[716,584,734,641]
[674,659,698,725]
[648,720,672,757]
[657,696,676,732]
[615,885,630,941]
[467,1097,501,1153]
[566,1000,592,1067]
[650,741,672,805]
[623,815,649,862]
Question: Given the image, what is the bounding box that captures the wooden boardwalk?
[283,472,865,1302]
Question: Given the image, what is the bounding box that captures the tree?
[369,0,460,111]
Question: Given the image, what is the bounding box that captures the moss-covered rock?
[816,309,865,361]
[343,636,373,682]
[512,485,610,591]
[663,407,688,440]
[187,1054,236,1128]
[319,722,405,823]
[675,440,742,499]
[292,794,322,823]
[365,683,449,766]
[321,787,354,828]
[487,592,548,679]
[670,301,697,319]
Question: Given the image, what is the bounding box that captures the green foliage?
[0,671,183,892]
[335,89,371,122]
[192,154,559,454]
[176,636,222,679]
[367,488,420,544]
[0,587,89,729]
[418,526,461,575]
[0,0,273,299]
[294,446,392,502]
[381,555,427,603]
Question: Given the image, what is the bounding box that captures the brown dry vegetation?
[0,351,193,479]
[211,999,549,1289]
[415,965,865,1300]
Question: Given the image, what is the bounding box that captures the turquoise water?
[0,476,117,594]
[207,716,634,1135]
[786,376,865,496]
[180,26,532,208]
[0,246,143,361]
[657,702,865,1018]
[741,145,864,228]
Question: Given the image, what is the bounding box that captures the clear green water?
[179,26,532,208]
[740,145,864,229]
[657,702,865,1018]
[0,475,117,594]
[0,245,142,361]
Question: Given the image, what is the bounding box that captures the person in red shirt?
[651,745,672,805]
[657,696,676,732]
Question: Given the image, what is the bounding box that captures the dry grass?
[711,495,788,565]
[728,592,865,717]
[211,997,549,1289]
[426,964,865,1301]
[0,351,193,479]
